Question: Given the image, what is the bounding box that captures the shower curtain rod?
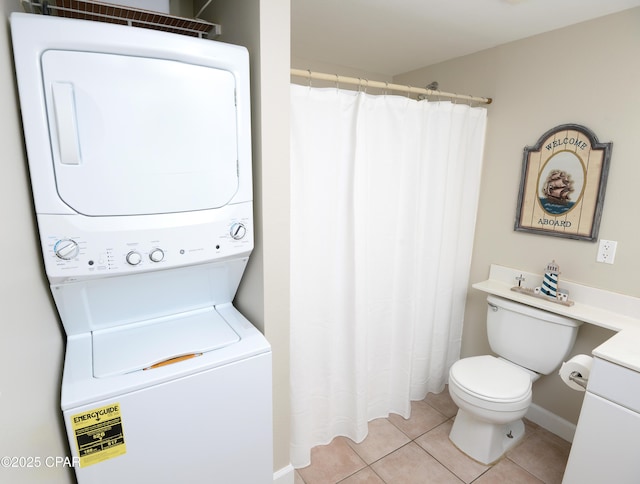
[291,68,492,105]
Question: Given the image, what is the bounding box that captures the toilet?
[448,294,582,464]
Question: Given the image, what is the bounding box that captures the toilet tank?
[486,295,582,375]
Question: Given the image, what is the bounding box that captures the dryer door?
[41,50,239,216]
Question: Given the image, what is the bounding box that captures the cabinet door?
[563,392,640,483]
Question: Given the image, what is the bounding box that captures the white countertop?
[473,265,640,372]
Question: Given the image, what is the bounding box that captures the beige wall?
[196,0,292,474]
[0,2,73,483]
[256,0,291,474]
[395,8,640,424]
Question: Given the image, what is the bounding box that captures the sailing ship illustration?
[541,169,574,205]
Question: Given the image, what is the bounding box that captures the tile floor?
[295,387,571,484]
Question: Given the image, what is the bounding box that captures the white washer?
[11,12,272,483]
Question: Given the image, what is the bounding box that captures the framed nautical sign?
[514,124,612,241]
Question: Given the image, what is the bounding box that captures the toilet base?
[449,408,525,465]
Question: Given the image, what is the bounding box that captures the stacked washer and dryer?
[11,12,272,484]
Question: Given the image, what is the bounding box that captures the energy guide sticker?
[70,403,126,467]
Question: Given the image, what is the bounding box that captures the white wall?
[0,2,73,483]
[395,8,640,424]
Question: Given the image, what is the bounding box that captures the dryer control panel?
[38,203,253,284]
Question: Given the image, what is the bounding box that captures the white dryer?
[11,12,272,483]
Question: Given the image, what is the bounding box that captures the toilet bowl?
[448,355,533,464]
[447,295,582,465]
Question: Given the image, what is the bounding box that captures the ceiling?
[291,0,640,77]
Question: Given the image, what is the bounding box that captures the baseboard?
[525,403,576,443]
[274,464,295,484]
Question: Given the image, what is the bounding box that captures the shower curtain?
[289,84,487,468]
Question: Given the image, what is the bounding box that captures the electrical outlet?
[596,239,617,264]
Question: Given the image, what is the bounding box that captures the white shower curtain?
[289,84,487,468]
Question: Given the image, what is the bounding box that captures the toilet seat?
[450,355,531,404]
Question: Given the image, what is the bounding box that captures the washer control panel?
[38,205,253,283]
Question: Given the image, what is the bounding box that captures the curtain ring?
[406,85,411,98]
[335,73,339,91]
[307,69,312,88]
[384,81,389,96]
[363,79,368,94]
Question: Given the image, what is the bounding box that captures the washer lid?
[92,307,240,378]
[450,355,531,402]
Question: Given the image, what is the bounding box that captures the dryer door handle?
[51,82,82,166]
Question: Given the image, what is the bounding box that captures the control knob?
[126,251,142,266]
[54,239,79,260]
[149,248,165,262]
[230,222,247,240]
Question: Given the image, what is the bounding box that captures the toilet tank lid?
[487,295,582,327]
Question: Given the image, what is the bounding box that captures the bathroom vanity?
[473,265,640,484]
[562,351,640,483]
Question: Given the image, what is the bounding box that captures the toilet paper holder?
[569,371,588,390]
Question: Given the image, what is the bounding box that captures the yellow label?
[70,403,126,468]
